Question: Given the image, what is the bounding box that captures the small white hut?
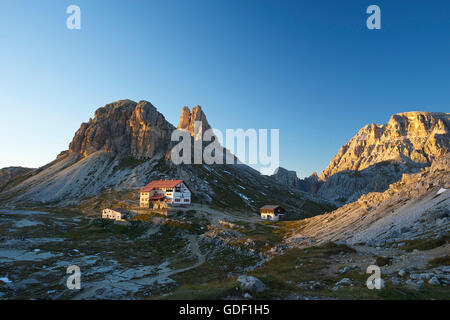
[102,208,128,221]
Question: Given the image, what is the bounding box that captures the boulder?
[335,278,352,287]
[428,277,440,286]
[237,276,265,293]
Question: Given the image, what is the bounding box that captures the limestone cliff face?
[177,105,211,140]
[178,107,192,132]
[271,111,450,206]
[320,112,450,180]
[272,167,300,188]
[69,100,175,159]
[271,167,321,193]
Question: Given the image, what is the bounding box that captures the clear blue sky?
[1,0,449,177]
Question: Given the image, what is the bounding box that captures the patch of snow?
[237,192,249,201]
[0,277,12,284]
[437,188,447,195]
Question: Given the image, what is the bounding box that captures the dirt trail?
[72,235,205,300]
[183,235,205,269]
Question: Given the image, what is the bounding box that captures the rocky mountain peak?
[386,111,450,138]
[69,99,175,159]
[271,167,299,188]
[177,105,211,140]
[320,111,450,180]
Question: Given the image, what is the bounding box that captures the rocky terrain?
[284,153,449,247]
[0,102,448,300]
[273,112,450,205]
[276,155,449,296]
[1,200,448,300]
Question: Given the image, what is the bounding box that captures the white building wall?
[140,182,192,207]
[102,209,126,221]
[261,213,279,221]
[172,182,191,205]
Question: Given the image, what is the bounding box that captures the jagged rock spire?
[177,105,212,140]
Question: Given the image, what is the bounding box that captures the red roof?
[140,180,187,192]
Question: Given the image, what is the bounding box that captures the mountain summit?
[321,111,450,179]
[272,111,450,205]
[69,100,175,159]
[177,105,211,140]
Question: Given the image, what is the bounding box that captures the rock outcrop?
[237,275,266,293]
[0,167,34,191]
[320,112,450,180]
[177,105,211,140]
[315,161,424,204]
[69,100,175,159]
[271,168,321,193]
[271,167,300,188]
[316,112,449,204]
[274,112,450,205]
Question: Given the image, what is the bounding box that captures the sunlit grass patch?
[398,235,449,252]
[240,222,283,250]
